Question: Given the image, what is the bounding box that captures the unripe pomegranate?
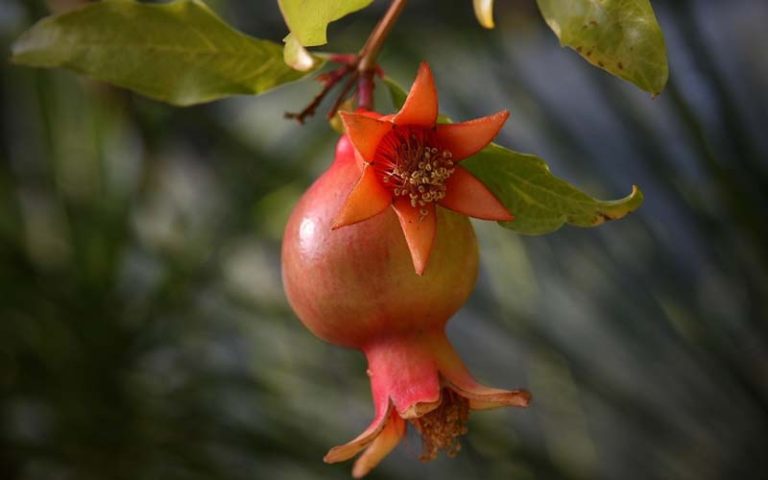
[283,135,477,347]
[281,63,530,478]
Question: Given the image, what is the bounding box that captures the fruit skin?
[281,135,479,349]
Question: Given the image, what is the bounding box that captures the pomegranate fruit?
[283,135,478,348]
[281,63,530,478]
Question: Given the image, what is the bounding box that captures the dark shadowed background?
[1,0,767,479]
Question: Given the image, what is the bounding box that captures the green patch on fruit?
[536,0,668,95]
[11,0,320,106]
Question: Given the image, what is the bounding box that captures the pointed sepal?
[392,62,438,127]
[392,199,437,275]
[340,112,393,162]
[324,399,391,464]
[351,413,406,478]
[333,165,392,229]
[435,110,509,161]
[440,166,513,221]
[431,333,531,410]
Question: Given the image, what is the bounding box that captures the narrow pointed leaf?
[11,0,319,106]
[278,0,373,47]
[462,144,644,235]
[536,0,668,95]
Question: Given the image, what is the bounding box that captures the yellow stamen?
[374,128,456,217]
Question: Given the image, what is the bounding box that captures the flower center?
[373,126,455,216]
[410,388,469,461]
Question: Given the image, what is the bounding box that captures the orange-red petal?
[430,334,531,410]
[333,165,392,229]
[323,412,389,463]
[440,166,513,221]
[392,62,438,127]
[434,110,509,161]
[351,413,406,479]
[325,353,394,466]
[340,112,393,163]
[444,354,532,410]
[392,198,436,275]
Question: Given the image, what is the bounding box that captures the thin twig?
[326,72,360,120]
[285,65,352,124]
[358,0,407,73]
[286,0,408,123]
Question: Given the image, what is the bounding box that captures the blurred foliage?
[1,1,767,479]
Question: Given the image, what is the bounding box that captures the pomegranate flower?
[335,62,513,275]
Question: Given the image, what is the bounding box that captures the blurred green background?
[2,0,767,479]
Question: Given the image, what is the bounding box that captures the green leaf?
[383,77,643,234]
[278,0,373,47]
[463,144,643,235]
[536,0,669,95]
[11,0,319,106]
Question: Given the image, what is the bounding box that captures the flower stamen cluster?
[375,128,455,218]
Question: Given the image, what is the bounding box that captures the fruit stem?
[285,63,354,124]
[285,0,408,122]
[358,0,407,74]
[356,0,407,110]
